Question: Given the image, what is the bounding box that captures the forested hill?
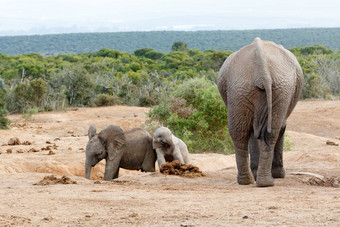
[0,27,339,55]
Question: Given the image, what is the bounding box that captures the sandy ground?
[0,100,339,226]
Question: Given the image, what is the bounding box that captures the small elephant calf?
[153,126,190,169]
[85,125,156,180]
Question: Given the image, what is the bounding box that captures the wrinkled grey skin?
[85,124,156,180]
[153,127,190,169]
[217,37,303,187]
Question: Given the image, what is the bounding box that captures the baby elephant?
[85,124,156,180]
[153,126,190,169]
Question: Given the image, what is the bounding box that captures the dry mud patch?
[0,101,340,226]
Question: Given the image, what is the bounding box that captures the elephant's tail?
[264,79,272,135]
[253,38,272,146]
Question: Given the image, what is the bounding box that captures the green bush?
[302,72,331,99]
[0,80,10,129]
[94,94,121,106]
[147,78,233,154]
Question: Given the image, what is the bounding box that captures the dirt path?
[0,100,339,226]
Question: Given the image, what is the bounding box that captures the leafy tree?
[52,65,95,106]
[171,41,188,52]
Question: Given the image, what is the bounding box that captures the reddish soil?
[0,101,339,226]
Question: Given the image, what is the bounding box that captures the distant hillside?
[0,27,339,55]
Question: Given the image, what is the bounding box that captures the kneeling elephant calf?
[153,127,190,169]
[85,125,156,180]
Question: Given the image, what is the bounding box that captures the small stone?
[28,148,39,153]
[181,222,195,227]
[47,150,55,155]
[22,141,32,145]
[6,149,12,153]
[326,140,339,146]
[8,137,20,145]
[242,216,248,219]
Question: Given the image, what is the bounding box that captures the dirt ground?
[0,100,339,226]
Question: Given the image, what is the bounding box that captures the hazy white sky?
[0,0,339,35]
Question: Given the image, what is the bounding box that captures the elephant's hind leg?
[256,128,280,187]
[231,131,255,185]
[256,143,275,187]
[249,133,260,180]
[228,105,254,185]
[234,139,255,185]
[271,125,286,178]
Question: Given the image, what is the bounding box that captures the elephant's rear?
[218,38,303,138]
[121,128,156,172]
[218,38,303,187]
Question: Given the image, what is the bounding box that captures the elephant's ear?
[152,137,162,149]
[88,124,97,139]
[99,125,126,161]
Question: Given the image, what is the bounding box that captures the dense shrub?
[94,93,121,106]
[147,78,233,154]
[0,80,10,129]
[7,78,47,113]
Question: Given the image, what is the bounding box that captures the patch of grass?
[22,107,39,121]
[284,132,294,151]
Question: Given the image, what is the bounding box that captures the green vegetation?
[0,41,339,152]
[147,78,233,154]
[0,28,340,55]
[0,79,10,128]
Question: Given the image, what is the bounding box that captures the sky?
[0,0,339,36]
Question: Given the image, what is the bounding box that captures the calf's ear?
[88,124,97,139]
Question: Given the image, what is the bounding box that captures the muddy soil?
[0,101,339,226]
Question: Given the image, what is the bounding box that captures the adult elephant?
[217,37,303,187]
[85,125,156,180]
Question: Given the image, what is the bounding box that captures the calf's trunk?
[85,162,92,179]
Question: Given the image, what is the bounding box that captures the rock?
[22,141,32,145]
[28,148,39,153]
[181,222,195,227]
[8,137,20,145]
[47,150,55,155]
[326,140,339,146]
[41,146,51,151]
[6,149,12,153]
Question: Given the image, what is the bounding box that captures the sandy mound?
[33,175,77,186]
[160,160,205,178]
